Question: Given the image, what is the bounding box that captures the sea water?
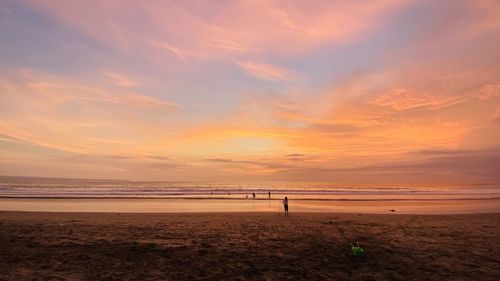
[1,177,499,213]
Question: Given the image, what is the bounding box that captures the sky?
[0,0,499,183]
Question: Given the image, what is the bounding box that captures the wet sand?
[1,211,499,280]
[2,198,500,214]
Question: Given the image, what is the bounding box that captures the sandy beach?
[1,211,499,280]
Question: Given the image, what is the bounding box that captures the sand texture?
[1,211,499,280]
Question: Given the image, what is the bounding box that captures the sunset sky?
[1,0,499,182]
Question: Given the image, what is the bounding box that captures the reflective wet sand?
[1,198,499,214]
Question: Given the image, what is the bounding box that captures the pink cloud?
[150,41,206,60]
[478,84,500,100]
[2,0,499,181]
[25,0,412,59]
[103,71,140,88]
[237,61,292,81]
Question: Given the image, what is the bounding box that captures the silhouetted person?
[268,191,271,199]
[282,196,289,214]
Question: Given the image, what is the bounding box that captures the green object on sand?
[351,242,364,257]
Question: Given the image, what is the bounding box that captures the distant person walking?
[282,196,289,214]
[252,192,256,199]
[268,191,271,199]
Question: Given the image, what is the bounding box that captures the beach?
[1,211,499,280]
[2,0,499,280]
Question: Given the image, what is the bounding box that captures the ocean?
[1,177,499,213]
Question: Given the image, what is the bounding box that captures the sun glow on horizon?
[0,0,499,182]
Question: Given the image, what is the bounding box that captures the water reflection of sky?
[1,198,499,214]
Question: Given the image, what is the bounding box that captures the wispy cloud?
[205,38,247,52]
[104,71,140,87]
[478,84,500,100]
[237,61,292,81]
[150,41,205,60]
[371,88,468,110]
[0,69,180,160]
[25,0,411,59]
[1,0,499,181]
[117,92,178,109]
[10,68,177,110]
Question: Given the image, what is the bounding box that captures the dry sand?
[1,211,499,280]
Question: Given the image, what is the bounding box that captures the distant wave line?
[1,196,500,201]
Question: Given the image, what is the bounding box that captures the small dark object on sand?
[389,209,395,212]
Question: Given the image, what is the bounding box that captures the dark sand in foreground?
[1,212,499,280]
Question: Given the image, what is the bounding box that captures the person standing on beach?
[282,196,289,214]
[252,192,256,199]
[268,191,271,199]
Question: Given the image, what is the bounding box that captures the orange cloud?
[371,88,468,110]
[117,92,178,109]
[1,0,499,181]
[0,69,180,158]
[15,69,177,110]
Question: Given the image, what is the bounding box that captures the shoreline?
[1,196,499,201]
[2,197,500,214]
[2,210,500,216]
